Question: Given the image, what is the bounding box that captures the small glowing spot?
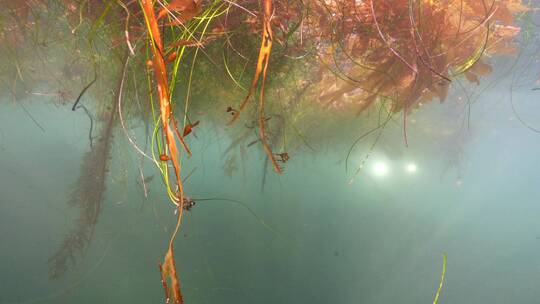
[372,162,389,177]
[405,163,417,173]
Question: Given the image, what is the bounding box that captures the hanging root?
[140,1,189,302]
[158,209,184,304]
[229,0,281,173]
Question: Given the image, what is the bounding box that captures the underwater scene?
[1,0,540,303]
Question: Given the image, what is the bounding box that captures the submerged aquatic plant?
[432,253,447,304]
[228,0,282,173]
[0,0,534,302]
[48,53,128,279]
[47,109,113,278]
[130,0,529,300]
[139,0,214,301]
[305,0,527,117]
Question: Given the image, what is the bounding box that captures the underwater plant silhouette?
[48,54,127,279]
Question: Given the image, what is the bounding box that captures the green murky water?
[2,3,540,304]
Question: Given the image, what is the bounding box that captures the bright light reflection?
[372,162,389,177]
[405,163,417,174]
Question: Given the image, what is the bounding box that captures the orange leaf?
[157,0,202,22]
